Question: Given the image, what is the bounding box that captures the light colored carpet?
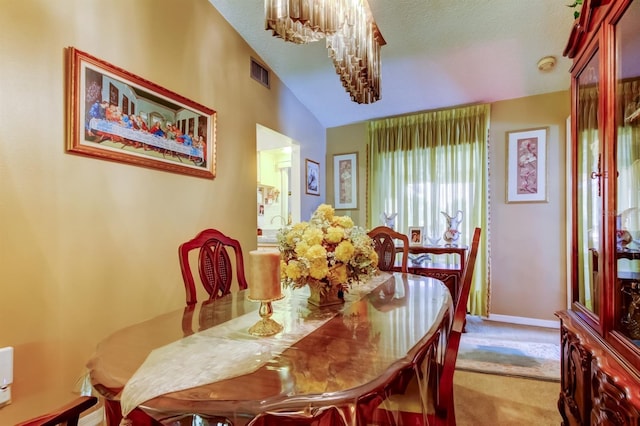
[456,317,561,381]
[374,318,563,425]
[454,370,562,426]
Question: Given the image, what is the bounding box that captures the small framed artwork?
[408,227,424,246]
[506,127,548,203]
[66,47,216,179]
[305,159,320,196]
[333,152,358,209]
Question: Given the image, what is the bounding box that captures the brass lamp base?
[248,295,284,337]
[248,316,283,337]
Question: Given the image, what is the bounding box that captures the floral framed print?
[66,47,216,179]
[305,159,320,196]
[333,152,358,209]
[506,127,548,203]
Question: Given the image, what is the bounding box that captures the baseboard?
[485,314,560,329]
[79,406,104,426]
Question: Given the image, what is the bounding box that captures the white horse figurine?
[441,210,463,246]
[380,212,398,230]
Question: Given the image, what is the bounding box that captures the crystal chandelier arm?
[264,0,385,103]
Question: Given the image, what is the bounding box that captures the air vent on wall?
[250,58,270,88]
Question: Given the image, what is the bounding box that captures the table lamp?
[247,250,283,336]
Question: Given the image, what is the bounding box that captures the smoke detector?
[537,56,557,72]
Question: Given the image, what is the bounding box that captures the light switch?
[0,347,13,407]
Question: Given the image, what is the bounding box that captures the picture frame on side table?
[66,46,216,179]
[408,227,424,246]
[333,152,358,209]
[506,127,548,203]
[305,159,320,196]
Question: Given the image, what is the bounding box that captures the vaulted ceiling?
[208,0,576,128]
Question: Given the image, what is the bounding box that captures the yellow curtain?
[367,104,490,316]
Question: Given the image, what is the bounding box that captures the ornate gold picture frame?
[66,47,216,179]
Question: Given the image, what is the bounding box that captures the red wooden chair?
[372,227,482,425]
[368,226,410,273]
[15,396,98,426]
[178,228,249,305]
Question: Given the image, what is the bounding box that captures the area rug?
[456,321,561,381]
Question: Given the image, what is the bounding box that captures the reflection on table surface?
[87,272,452,425]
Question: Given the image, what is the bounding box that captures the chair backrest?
[436,226,481,424]
[15,396,98,426]
[368,225,409,273]
[178,228,249,305]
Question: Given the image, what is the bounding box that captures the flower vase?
[307,282,344,307]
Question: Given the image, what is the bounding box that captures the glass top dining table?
[87,272,453,426]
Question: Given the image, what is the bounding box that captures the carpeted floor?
[371,318,562,425]
[453,317,562,425]
[456,317,561,381]
[454,370,562,426]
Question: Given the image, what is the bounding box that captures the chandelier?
[265,0,386,104]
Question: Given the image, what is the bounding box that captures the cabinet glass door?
[615,0,640,344]
[576,50,602,317]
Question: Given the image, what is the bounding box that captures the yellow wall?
[490,91,570,320]
[0,0,324,423]
[326,91,570,322]
[326,124,369,225]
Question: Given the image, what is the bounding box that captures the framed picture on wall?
[506,127,548,203]
[305,159,320,196]
[333,152,358,209]
[66,47,216,179]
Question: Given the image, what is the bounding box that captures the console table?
[395,245,468,303]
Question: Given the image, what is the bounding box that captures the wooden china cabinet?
[558,0,640,424]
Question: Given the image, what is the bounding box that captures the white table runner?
[120,273,390,417]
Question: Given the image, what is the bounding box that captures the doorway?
[257,124,300,239]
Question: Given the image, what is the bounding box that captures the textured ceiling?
[208,0,576,129]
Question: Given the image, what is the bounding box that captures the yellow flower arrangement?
[277,204,379,297]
